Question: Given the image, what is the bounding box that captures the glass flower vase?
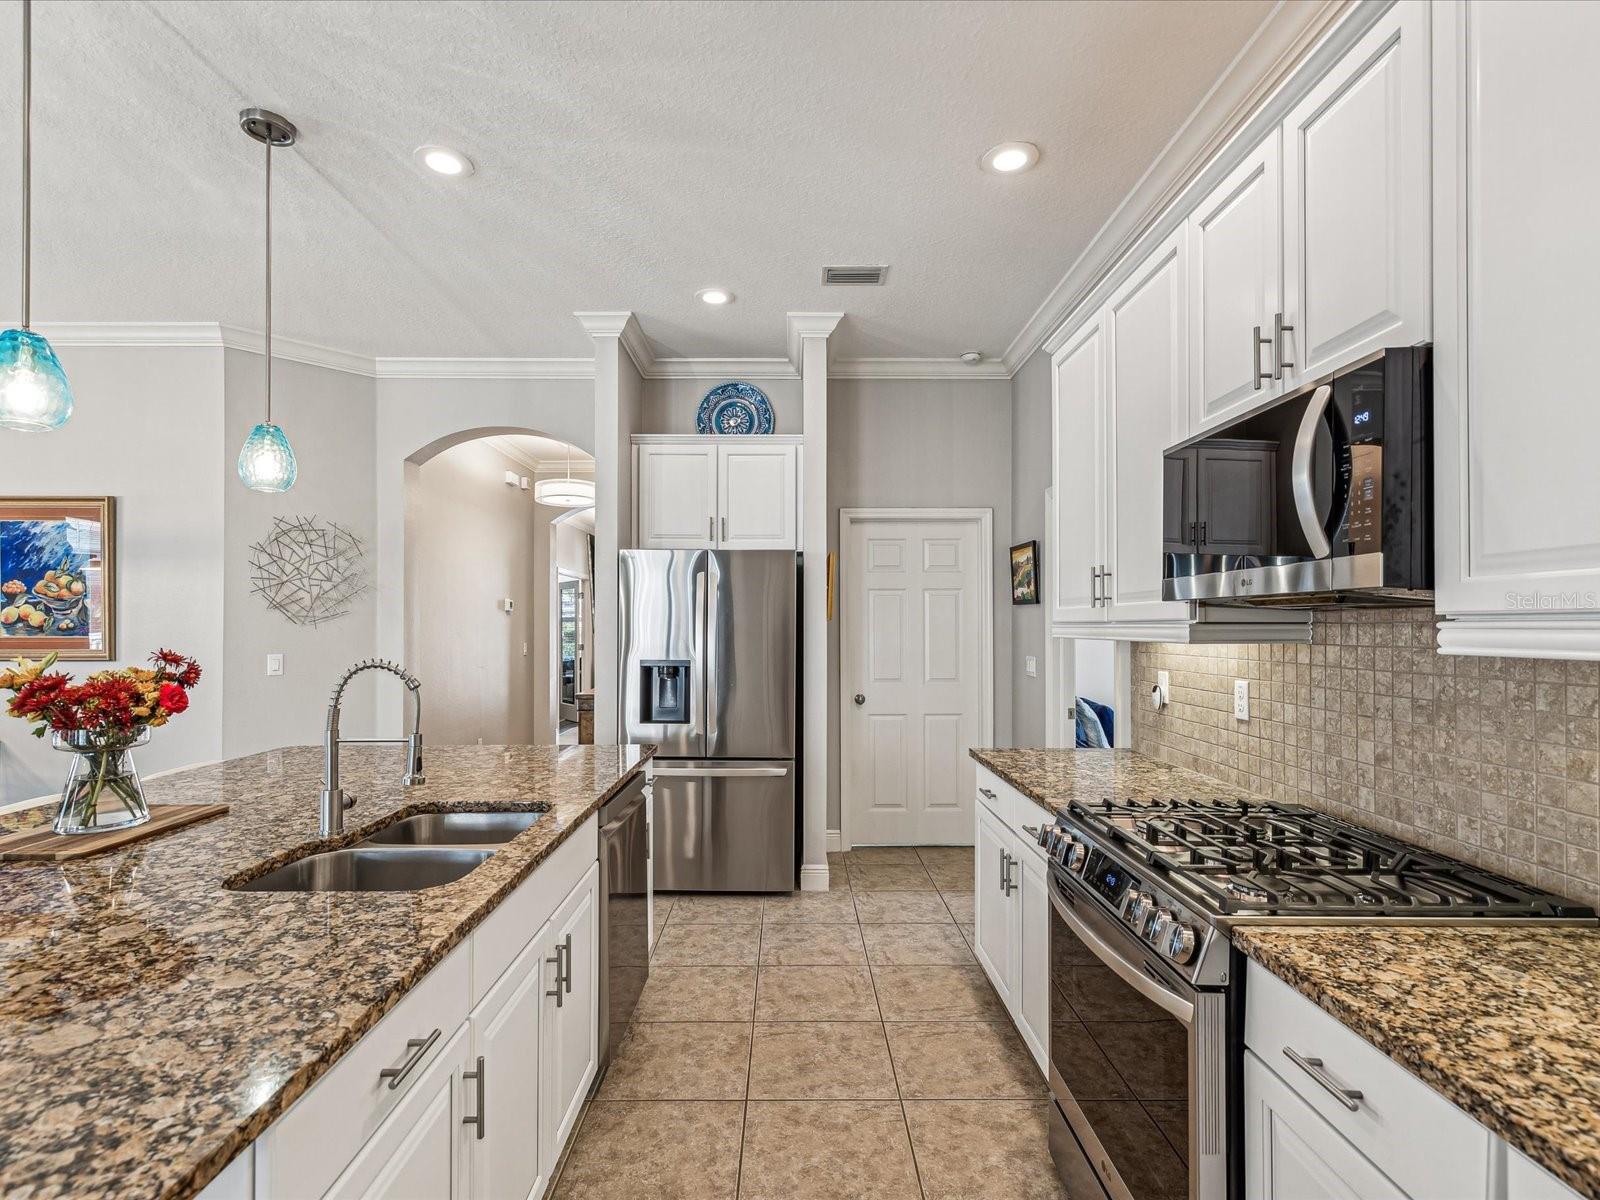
[51,728,152,835]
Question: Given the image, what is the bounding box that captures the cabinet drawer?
[975,766,1052,862]
[472,813,598,1007]
[255,943,469,1200]
[1246,962,1487,1199]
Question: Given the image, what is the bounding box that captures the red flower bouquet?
[1,649,203,834]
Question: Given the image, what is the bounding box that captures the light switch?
[501,598,515,613]
[504,470,519,486]
[1024,655,1038,678]
[266,653,283,676]
[1234,679,1249,721]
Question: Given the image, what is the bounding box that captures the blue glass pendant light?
[0,0,74,432]
[236,108,299,492]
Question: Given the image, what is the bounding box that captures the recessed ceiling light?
[414,145,474,177]
[697,288,733,306]
[981,141,1040,175]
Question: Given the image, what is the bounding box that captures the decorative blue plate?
[696,381,774,435]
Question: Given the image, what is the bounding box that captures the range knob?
[1163,921,1199,965]
[1064,840,1088,873]
[1147,906,1174,943]
[1122,890,1153,928]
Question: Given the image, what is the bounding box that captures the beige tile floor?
[552,846,1068,1200]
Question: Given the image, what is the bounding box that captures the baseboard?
[798,863,831,892]
[826,829,843,853]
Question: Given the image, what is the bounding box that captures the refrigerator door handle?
[651,766,790,778]
[693,553,710,752]
[704,551,721,754]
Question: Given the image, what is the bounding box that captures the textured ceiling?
[0,0,1276,361]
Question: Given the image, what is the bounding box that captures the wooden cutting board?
[0,804,230,862]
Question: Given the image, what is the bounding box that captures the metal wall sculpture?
[248,515,367,627]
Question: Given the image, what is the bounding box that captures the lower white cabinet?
[1245,1050,1407,1200]
[255,822,602,1200]
[972,770,1049,1073]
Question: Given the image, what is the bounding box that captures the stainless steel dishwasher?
[596,772,649,1076]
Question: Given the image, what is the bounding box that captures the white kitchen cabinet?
[1049,316,1107,625]
[1104,228,1192,624]
[1013,842,1052,1070]
[634,436,802,550]
[1281,1,1429,388]
[972,799,1017,1014]
[1432,0,1600,656]
[325,1023,473,1200]
[1501,1144,1585,1200]
[1186,130,1283,431]
[717,442,798,549]
[196,1149,253,1200]
[635,442,717,549]
[468,935,548,1200]
[1244,1050,1409,1200]
[540,860,600,1175]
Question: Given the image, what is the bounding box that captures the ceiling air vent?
[822,265,888,286]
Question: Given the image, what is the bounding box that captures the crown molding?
[374,356,594,380]
[647,357,797,380]
[785,312,845,372]
[218,324,379,377]
[573,310,656,378]
[1001,0,1357,374]
[829,357,1011,381]
[26,320,225,348]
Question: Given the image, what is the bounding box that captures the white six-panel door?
[842,513,990,846]
[1281,1,1430,388]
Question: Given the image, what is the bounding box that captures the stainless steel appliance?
[1163,346,1432,607]
[619,549,797,892]
[597,771,648,1074]
[1036,797,1594,1200]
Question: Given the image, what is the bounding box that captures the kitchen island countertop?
[0,742,651,1200]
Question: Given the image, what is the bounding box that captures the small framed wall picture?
[1010,539,1040,605]
[0,497,117,660]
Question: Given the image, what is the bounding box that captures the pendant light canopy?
[0,0,74,432]
[534,444,595,508]
[236,108,298,492]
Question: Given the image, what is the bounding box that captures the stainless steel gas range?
[1036,796,1596,1200]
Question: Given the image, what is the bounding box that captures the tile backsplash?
[1131,608,1600,906]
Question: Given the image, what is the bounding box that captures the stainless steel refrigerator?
[619,549,797,892]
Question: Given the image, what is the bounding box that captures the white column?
[791,313,843,891]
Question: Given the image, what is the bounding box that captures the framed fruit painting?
[0,497,116,660]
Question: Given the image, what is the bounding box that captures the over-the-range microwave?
[1162,346,1432,607]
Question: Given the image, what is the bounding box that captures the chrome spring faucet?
[320,659,425,837]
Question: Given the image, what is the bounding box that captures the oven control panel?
[1036,820,1201,966]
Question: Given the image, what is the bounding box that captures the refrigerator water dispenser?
[640,660,691,723]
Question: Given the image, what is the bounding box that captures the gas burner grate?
[1067,796,1594,918]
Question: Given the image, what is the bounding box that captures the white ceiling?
[485,434,594,474]
[0,0,1277,363]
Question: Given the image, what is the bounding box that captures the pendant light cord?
[264,136,273,426]
[20,0,31,330]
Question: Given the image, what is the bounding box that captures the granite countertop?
[0,742,651,1200]
[1236,925,1600,1196]
[969,746,1254,814]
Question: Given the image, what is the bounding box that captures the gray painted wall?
[0,344,226,801]
[405,438,559,745]
[222,350,379,757]
[825,376,1014,832]
[1009,347,1053,747]
[636,376,804,435]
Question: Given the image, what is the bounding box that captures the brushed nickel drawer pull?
[379,1027,440,1090]
[546,946,565,1008]
[1283,1046,1363,1112]
[462,1056,486,1139]
[562,933,574,995]
[978,787,997,801]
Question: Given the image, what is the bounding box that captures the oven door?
[1048,872,1227,1200]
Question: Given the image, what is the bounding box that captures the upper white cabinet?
[1105,229,1192,624]
[1050,318,1107,625]
[1187,131,1283,431]
[1281,2,1430,388]
[635,436,801,551]
[1433,0,1600,655]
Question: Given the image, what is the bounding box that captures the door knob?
[853,693,865,706]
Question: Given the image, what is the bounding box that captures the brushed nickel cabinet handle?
[379,1028,440,1090]
[708,515,714,541]
[979,787,997,801]
[1254,325,1273,389]
[1283,1047,1363,1112]
[721,516,727,541]
[1274,312,1295,379]
[546,948,565,1008]
[462,1056,486,1139]
[563,933,574,995]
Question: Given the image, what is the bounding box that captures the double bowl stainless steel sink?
[232,811,545,894]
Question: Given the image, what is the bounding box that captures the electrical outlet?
[1024,655,1038,678]
[1157,670,1170,695]
[1233,679,1249,721]
[265,653,283,677]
